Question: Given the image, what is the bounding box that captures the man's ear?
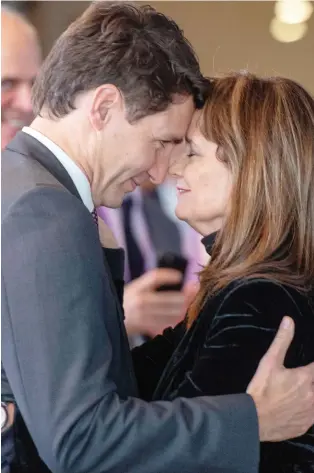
[89,84,121,131]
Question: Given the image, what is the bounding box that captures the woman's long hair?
[187,72,314,327]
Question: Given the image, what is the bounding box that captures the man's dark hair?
[32,1,209,122]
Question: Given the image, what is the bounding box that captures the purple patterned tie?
[91,208,98,227]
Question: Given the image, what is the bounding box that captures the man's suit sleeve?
[1,187,259,473]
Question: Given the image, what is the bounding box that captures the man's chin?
[100,182,136,208]
[103,199,124,209]
[123,178,137,194]
[99,192,124,209]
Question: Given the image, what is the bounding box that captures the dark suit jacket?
[133,240,314,473]
[1,131,259,473]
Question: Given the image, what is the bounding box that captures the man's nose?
[169,152,189,178]
[148,159,169,185]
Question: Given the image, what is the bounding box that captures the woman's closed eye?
[186,141,197,158]
[187,146,196,158]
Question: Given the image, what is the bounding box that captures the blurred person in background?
[132,72,314,473]
[1,6,41,150]
[1,6,41,473]
[98,179,207,345]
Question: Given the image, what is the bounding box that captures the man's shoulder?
[2,185,87,231]
[2,151,70,221]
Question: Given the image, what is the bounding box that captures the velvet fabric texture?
[132,236,314,472]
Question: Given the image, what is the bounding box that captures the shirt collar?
[22,127,94,212]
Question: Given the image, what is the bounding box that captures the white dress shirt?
[22,127,94,212]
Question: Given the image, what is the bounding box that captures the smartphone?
[156,252,188,291]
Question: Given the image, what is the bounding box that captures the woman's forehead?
[187,109,203,139]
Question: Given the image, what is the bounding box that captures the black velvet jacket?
[132,235,314,473]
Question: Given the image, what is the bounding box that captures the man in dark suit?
[2,2,314,473]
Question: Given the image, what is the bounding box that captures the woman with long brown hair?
[132,72,314,472]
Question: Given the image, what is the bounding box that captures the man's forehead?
[1,12,41,64]
[155,97,195,139]
[1,10,36,40]
[1,54,40,79]
[1,40,41,78]
[166,95,195,117]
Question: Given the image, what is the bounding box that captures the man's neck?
[30,116,92,183]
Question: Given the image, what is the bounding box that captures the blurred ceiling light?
[275,0,313,25]
[270,17,308,41]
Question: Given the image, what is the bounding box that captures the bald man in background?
[1,9,41,472]
[1,7,41,150]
